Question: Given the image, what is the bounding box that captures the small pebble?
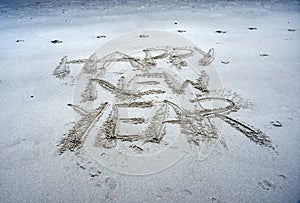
[215,30,227,33]
[221,60,230,64]
[90,171,100,177]
[96,35,106,38]
[51,39,63,44]
[260,53,269,57]
[139,34,149,38]
[248,27,257,30]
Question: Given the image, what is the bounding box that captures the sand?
[0,0,299,202]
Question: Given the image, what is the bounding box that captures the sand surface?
[0,0,299,202]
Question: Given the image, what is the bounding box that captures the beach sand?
[0,0,299,202]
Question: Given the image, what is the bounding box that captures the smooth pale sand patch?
[71,30,224,175]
